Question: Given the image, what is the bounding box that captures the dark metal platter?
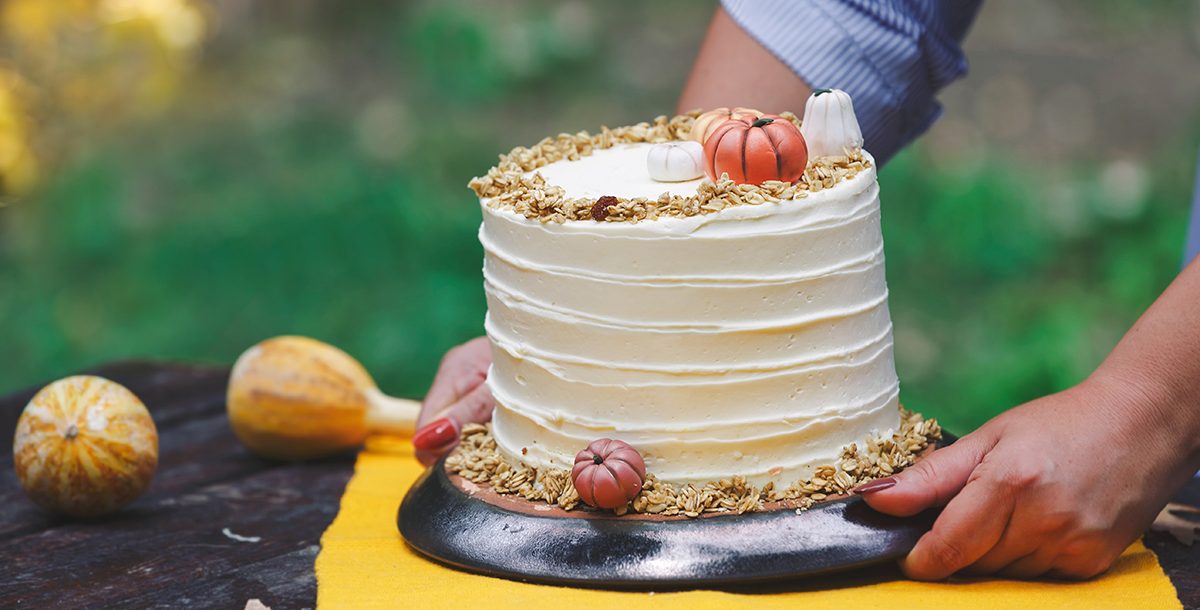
[398,436,952,589]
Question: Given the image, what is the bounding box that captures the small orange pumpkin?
[689,106,762,144]
[703,115,808,185]
[13,376,158,516]
[571,439,646,510]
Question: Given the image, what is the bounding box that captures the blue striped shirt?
[721,0,982,166]
[724,0,1200,265]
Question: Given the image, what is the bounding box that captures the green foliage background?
[1,1,1196,434]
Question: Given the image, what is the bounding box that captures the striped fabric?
[1187,151,1200,266]
[720,0,982,166]
[724,1,1200,266]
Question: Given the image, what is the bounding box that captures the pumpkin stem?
[64,424,78,440]
[592,454,604,465]
[752,117,775,128]
[813,88,833,96]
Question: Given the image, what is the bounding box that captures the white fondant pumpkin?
[646,141,704,182]
[800,88,864,158]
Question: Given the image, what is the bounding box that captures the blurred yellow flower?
[100,0,206,50]
[0,0,207,198]
[1,0,95,50]
[0,69,37,201]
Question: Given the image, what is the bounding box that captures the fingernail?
[852,477,897,495]
[412,418,458,450]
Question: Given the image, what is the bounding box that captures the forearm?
[1089,257,1200,464]
[676,7,811,115]
[685,1,981,165]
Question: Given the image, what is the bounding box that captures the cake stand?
[397,434,953,588]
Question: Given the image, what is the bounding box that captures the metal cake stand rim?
[397,435,953,590]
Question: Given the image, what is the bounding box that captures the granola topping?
[468,112,870,224]
[445,407,941,517]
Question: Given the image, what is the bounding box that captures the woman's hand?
[412,336,494,465]
[857,374,1199,580]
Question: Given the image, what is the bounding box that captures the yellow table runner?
[316,438,1183,609]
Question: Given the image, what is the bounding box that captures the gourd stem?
[363,387,421,437]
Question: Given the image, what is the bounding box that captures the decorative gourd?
[13,376,158,516]
[227,336,420,461]
[571,438,646,510]
[800,88,863,158]
[689,106,762,144]
[703,115,808,185]
[646,141,705,182]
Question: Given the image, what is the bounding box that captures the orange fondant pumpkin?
[571,439,646,510]
[703,115,808,185]
[689,106,762,144]
[13,376,158,516]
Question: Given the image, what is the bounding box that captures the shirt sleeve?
[720,0,983,166]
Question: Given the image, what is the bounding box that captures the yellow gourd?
[227,336,420,461]
[13,376,159,516]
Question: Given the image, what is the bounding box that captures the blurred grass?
[0,0,1196,435]
[880,136,1195,432]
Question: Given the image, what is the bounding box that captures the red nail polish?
[852,477,897,495]
[412,417,458,450]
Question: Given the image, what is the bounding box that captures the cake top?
[469,94,871,224]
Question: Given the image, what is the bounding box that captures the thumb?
[856,431,994,517]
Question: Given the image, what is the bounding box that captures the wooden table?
[1,362,1198,608]
[1,362,353,609]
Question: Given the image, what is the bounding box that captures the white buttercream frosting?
[478,143,900,486]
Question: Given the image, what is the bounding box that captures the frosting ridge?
[478,144,901,487]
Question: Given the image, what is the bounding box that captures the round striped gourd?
[13,376,158,516]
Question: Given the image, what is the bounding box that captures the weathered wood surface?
[1,362,1198,608]
[1148,482,1200,609]
[0,362,355,609]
